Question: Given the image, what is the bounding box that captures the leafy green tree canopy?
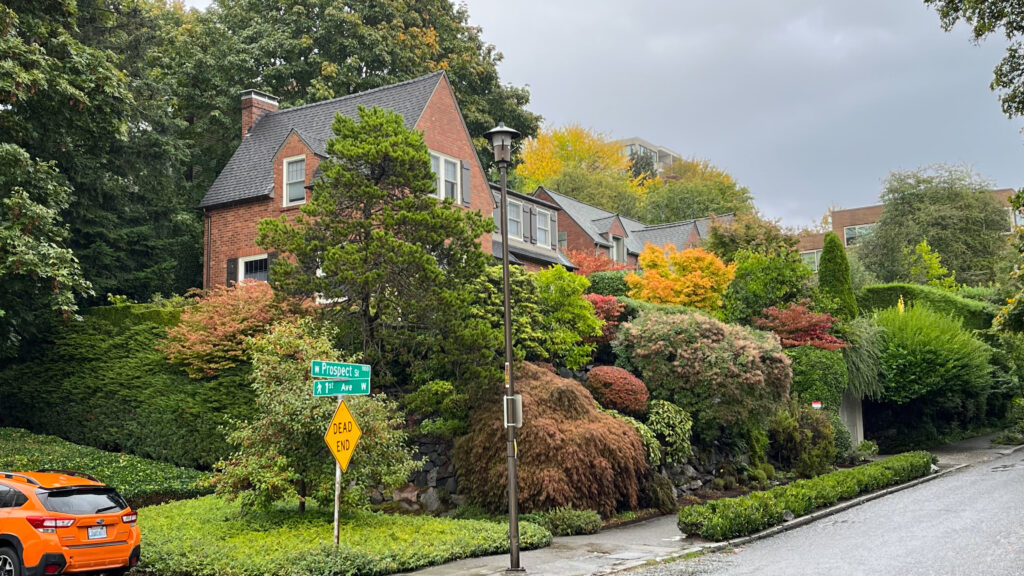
[925,0,1024,119]
[858,165,1009,286]
[0,145,92,358]
[706,213,799,263]
[641,158,755,225]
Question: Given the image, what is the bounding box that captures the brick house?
[200,71,494,288]
[490,183,574,272]
[534,187,732,268]
[798,189,1016,272]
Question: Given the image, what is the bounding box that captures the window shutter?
[529,206,538,244]
[550,212,558,250]
[521,205,532,243]
[226,258,239,286]
[461,161,471,206]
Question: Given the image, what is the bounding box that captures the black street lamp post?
[483,122,524,573]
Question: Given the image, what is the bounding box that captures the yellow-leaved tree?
[625,244,736,310]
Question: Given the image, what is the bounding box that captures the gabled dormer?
[490,183,574,271]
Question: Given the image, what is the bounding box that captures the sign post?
[313,360,370,547]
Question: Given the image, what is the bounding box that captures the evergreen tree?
[256,106,494,384]
[818,232,858,320]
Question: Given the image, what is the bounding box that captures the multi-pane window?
[800,249,822,273]
[536,209,551,246]
[844,224,876,247]
[284,157,306,205]
[429,151,460,202]
[241,255,269,282]
[507,200,523,239]
[558,231,568,251]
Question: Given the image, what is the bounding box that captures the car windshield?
[38,487,128,515]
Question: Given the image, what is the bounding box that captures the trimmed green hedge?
[0,304,253,469]
[785,346,848,414]
[138,496,552,576]
[678,451,933,541]
[0,428,209,507]
[521,506,603,536]
[587,271,630,297]
[857,283,997,330]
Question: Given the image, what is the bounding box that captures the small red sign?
[811,401,823,410]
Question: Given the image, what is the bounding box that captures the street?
[631,448,1024,576]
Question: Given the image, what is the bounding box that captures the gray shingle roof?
[201,72,444,208]
[536,187,733,255]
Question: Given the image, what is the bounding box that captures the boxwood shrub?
[0,304,253,469]
[857,283,997,330]
[678,451,933,541]
[138,495,552,576]
[0,428,209,507]
[521,506,603,536]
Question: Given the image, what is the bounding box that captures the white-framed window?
[429,151,460,202]
[610,236,625,263]
[283,156,306,206]
[239,254,269,282]
[1006,207,1024,232]
[536,208,551,246]
[507,199,523,239]
[800,249,823,273]
[844,223,876,247]
[558,231,568,251]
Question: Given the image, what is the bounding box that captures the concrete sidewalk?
[399,434,1024,576]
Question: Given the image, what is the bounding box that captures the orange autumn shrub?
[565,249,630,276]
[625,244,735,310]
[454,362,647,516]
[585,365,649,416]
[158,281,306,378]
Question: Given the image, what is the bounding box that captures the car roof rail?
[0,472,42,486]
[35,469,100,483]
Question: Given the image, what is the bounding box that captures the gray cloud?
[463,0,1023,227]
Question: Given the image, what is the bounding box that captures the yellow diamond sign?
[323,400,361,472]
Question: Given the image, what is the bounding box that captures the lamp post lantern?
[484,122,524,573]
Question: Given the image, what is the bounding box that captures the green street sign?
[311,361,372,397]
[314,379,370,396]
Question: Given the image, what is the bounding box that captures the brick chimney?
[240,89,279,140]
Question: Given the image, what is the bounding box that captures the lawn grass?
[0,427,209,506]
[137,495,552,576]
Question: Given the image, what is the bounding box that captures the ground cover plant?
[137,495,552,576]
[455,362,648,517]
[677,451,933,541]
[0,428,208,507]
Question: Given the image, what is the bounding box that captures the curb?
[639,447,1024,569]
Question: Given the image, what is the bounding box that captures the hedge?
[857,283,997,330]
[521,506,603,536]
[0,304,253,469]
[677,451,933,541]
[0,428,209,507]
[785,346,848,414]
[138,495,552,576]
[587,270,630,297]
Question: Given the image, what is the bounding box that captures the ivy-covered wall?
[0,304,252,469]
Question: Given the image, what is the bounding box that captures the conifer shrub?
[767,401,836,478]
[614,310,791,444]
[454,363,648,517]
[817,232,858,320]
[585,366,649,416]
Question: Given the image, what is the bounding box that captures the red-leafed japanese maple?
[585,293,626,345]
[754,302,848,351]
[585,365,649,416]
[454,362,647,516]
[158,281,306,378]
[565,249,630,276]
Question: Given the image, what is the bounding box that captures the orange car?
[0,470,140,576]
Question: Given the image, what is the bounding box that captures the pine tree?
[818,232,858,320]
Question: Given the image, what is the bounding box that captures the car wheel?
[0,547,20,576]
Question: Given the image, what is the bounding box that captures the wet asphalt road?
[631,448,1024,576]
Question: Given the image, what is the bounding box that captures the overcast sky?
[185,0,1023,228]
